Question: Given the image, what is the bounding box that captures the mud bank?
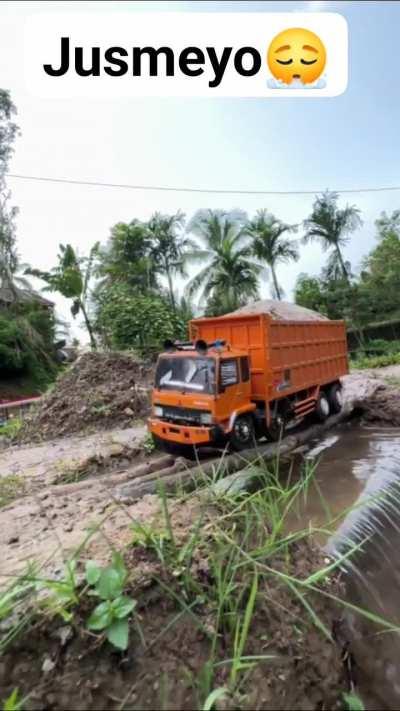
[0,493,347,711]
[1,367,400,709]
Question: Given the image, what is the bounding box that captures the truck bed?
[190,312,348,402]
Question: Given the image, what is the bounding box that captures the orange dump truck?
[149,311,348,454]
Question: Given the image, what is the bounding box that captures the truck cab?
[149,339,256,454]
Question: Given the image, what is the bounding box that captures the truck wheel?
[328,383,343,414]
[230,415,255,451]
[315,392,330,422]
[266,416,286,442]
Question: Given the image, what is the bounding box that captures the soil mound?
[19,352,153,442]
[231,299,328,321]
[358,384,400,426]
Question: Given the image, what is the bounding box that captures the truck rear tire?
[315,392,331,422]
[230,415,255,451]
[328,383,343,414]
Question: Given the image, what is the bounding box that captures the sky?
[1,0,400,341]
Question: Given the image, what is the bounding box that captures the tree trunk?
[166,267,176,313]
[80,300,97,350]
[271,266,281,300]
[336,245,350,284]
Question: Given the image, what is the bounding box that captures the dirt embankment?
[18,352,153,442]
[0,493,347,711]
[343,366,400,427]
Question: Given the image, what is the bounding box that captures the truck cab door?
[217,356,251,424]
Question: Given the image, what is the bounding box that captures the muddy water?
[294,422,400,710]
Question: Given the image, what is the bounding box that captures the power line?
[6,172,400,196]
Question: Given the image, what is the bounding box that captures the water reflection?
[294,422,400,710]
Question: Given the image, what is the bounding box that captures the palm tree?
[95,219,158,293]
[185,209,261,314]
[245,209,299,300]
[26,243,99,350]
[303,191,362,283]
[147,211,195,313]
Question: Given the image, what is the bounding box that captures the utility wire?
[6,172,400,196]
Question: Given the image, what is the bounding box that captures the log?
[115,410,350,501]
[50,453,174,496]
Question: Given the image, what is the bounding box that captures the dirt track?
[1,367,399,583]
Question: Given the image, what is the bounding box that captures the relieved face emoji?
[267,28,326,85]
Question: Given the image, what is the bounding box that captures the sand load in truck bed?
[18,352,153,442]
[231,299,329,321]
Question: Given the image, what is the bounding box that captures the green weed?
[0,475,25,508]
[36,560,79,622]
[0,417,22,440]
[2,688,24,711]
[384,375,400,388]
[86,553,136,650]
[343,691,365,710]
[141,432,156,454]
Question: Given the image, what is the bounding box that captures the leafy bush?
[351,351,400,370]
[0,304,58,389]
[95,284,187,355]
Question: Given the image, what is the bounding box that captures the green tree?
[303,191,362,283]
[0,89,18,174]
[96,220,157,293]
[359,211,400,320]
[96,283,186,354]
[245,209,298,300]
[294,273,327,314]
[0,90,23,299]
[375,209,400,240]
[147,211,194,312]
[186,209,261,314]
[27,243,99,350]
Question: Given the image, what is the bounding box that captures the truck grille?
[158,405,209,425]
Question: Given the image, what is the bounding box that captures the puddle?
[291,421,400,709]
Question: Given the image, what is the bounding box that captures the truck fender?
[227,406,256,433]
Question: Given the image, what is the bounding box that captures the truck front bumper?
[148,418,223,447]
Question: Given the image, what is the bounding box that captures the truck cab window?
[155,356,215,394]
[219,358,239,389]
[240,356,250,382]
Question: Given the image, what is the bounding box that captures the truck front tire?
[152,435,196,460]
[230,415,255,451]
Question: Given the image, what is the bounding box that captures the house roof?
[0,285,54,308]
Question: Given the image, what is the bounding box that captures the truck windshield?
[155,356,216,394]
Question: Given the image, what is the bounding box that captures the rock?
[42,657,56,673]
[108,443,125,458]
[124,407,134,417]
[53,625,73,647]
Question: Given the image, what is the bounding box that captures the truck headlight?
[200,412,213,425]
[153,405,163,417]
